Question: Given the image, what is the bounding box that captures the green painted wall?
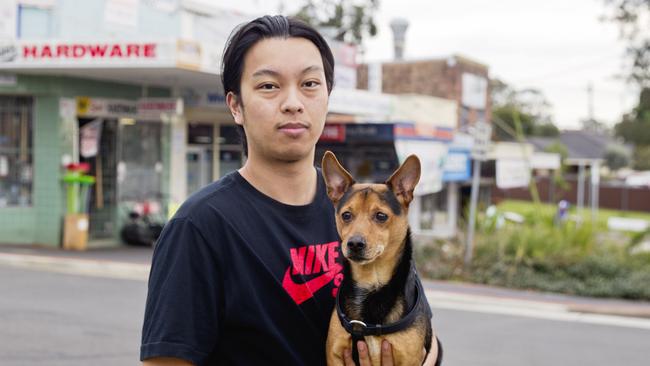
[0,74,170,246]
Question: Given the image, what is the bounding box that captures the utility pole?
[587,82,594,122]
[465,121,491,267]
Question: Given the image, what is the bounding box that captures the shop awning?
[319,121,454,195]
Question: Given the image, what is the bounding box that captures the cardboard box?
[63,214,89,251]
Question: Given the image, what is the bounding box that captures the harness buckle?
[349,320,367,337]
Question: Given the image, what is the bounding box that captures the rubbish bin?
[62,163,95,250]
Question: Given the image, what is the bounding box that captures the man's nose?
[281,87,304,113]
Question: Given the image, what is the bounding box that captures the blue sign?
[344,123,394,143]
[442,149,471,182]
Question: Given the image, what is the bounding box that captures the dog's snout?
[347,235,366,252]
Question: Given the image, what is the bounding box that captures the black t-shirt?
[141,169,343,365]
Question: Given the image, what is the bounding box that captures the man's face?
[227,37,329,163]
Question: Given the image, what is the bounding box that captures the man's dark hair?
[221,15,335,155]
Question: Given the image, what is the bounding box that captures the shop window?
[0,96,33,207]
[18,5,53,39]
[460,106,470,130]
[118,120,164,202]
[419,188,448,231]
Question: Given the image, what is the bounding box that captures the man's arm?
[143,357,194,366]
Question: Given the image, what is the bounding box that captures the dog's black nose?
[347,236,366,252]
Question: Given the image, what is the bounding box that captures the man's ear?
[321,151,355,205]
[386,155,421,206]
[226,92,243,125]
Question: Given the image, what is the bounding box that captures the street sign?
[470,121,492,160]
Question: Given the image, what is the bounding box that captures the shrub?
[414,208,650,301]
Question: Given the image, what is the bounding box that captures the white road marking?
[0,253,150,281]
[427,290,650,330]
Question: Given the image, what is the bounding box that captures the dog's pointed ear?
[386,155,421,206]
[322,151,355,204]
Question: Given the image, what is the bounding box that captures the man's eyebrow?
[251,65,323,79]
[251,68,281,78]
[301,65,323,74]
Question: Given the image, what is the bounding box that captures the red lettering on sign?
[89,45,107,57]
[126,44,140,57]
[143,43,155,58]
[19,43,158,60]
[40,45,52,58]
[23,46,38,58]
[72,45,85,58]
[109,44,123,57]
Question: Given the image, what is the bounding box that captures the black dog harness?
[336,272,436,365]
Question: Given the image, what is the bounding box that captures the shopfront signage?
[496,158,531,189]
[0,40,173,67]
[76,97,181,119]
[181,88,225,108]
[394,123,454,142]
[20,42,156,60]
[77,97,137,118]
[345,124,393,142]
[319,124,346,142]
[442,149,471,182]
[137,98,183,119]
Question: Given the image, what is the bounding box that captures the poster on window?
[0,155,8,177]
[80,119,103,158]
[0,0,16,40]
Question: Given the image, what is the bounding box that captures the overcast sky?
[212,0,640,129]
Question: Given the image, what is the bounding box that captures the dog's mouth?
[346,252,368,263]
[344,244,385,264]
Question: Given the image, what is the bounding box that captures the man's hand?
[422,347,437,366]
[343,340,394,366]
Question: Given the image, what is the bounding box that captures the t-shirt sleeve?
[140,217,223,365]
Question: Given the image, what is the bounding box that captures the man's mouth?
[278,122,309,136]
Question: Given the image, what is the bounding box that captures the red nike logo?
[282,264,343,305]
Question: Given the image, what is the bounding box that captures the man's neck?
[238,153,318,206]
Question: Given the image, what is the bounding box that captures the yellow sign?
[76,97,90,116]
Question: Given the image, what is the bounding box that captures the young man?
[141,15,436,366]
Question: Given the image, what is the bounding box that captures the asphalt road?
[1,265,649,366]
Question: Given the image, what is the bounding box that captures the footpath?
[2,244,650,328]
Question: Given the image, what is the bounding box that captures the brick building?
[357,54,491,131]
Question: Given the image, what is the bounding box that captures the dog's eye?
[341,211,353,222]
[375,212,388,223]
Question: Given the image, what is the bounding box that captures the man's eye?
[259,83,277,90]
[375,212,388,223]
[341,211,353,222]
[303,80,320,88]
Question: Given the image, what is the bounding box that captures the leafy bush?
[413,207,650,300]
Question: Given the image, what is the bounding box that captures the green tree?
[604,146,630,171]
[615,88,650,169]
[633,145,650,170]
[491,80,559,140]
[293,0,379,45]
[544,142,570,190]
[603,0,650,86]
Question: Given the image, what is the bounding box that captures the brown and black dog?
[322,151,442,366]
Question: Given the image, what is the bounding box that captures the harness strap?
[336,270,429,366]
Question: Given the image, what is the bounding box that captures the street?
[2,264,650,366]
[1,266,146,365]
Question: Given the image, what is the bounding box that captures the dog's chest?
[365,336,382,361]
